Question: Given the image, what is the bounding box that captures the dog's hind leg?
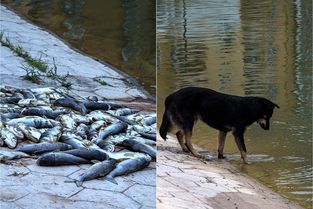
[184,130,203,158]
[176,130,188,152]
[217,131,227,159]
[232,130,249,164]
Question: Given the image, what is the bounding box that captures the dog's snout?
[258,118,269,130]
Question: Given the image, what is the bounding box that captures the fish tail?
[105,177,118,185]
[64,179,83,187]
[75,180,83,187]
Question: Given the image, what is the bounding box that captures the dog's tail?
[159,110,170,141]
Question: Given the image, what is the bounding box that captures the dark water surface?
[2,0,156,94]
[157,0,312,208]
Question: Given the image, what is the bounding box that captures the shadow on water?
[157,0,312,208]
[2,0,156,95]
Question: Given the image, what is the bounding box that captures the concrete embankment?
[0,5,155,209]
[157,135,303,209]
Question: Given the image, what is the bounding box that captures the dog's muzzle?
[258,118,270,130]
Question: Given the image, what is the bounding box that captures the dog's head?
[257,99,279,130]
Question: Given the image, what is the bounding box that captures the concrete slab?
[157,135,303,209]
[0,5,155,209]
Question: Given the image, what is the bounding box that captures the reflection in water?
[2,0,156,94]
[157,0,312,208]
[62,0,86,40]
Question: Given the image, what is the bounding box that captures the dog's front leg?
[232,130,249,164]
[218,131,227,159]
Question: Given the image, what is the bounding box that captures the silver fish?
[18,99,47,107]
[142,115,156,126]
[62,147,109,161]
[60,132,86,149]
[69,159,117,187]
[0,147,32,162]
[58,114,76,129]
[21,107,69,119]
[40,126,62,142]
[15,142,72,154]
[1,127,17,148]
[18,124,44,142]
[6,116,60,128]
[106,156,151,184]
[95,122,127,144]
[37,152,91,166]
[119,139,156,159]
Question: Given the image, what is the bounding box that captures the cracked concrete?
[157,135,303,209]
[0,4,155,209]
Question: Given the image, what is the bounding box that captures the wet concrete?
[157,135,303,209]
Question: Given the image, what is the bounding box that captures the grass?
[93,76,113,87]
[1,32,72,89]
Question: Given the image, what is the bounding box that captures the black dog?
[159,87,279,164]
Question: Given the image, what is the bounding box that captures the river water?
[157,0,312,208]
[2,0,156,94]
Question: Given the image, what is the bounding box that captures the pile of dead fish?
[0,86,156,186]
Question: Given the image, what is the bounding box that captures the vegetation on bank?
[0,32,72,89]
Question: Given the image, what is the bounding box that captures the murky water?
[157,0,312,208]
[2,0,156,94]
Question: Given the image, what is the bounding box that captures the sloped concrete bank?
[0,5,155,209]
[157,135,303,209]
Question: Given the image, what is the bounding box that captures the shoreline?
[157,134,303,209]
[0,5,155,209]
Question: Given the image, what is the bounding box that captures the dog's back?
[159,87,278,139]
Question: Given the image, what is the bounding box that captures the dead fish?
[105,102,124,110]
[95,122,127,144]
[54,98,87,115]
[18,124,44,142]
[74,124,89,139]
[119,139,156,159]
[115,108,139,116]
[83,101,110,111]
[1,128,17,148]
[58,114,76,129]
[0,96,22,104]
[68,159,117,187]
[21,108,69,119]
[142,115,156,126]
[106,156,151,184]
[87,111,114,122]
[0,113,21,121]
[60,133,86,149]
[18,99,47,107]
[97,140,115,152]
[62,147,109,161]
[7,126,24,140]
[0,108,22,114]
[39,126,62,142]
[86,96,98,102]
[138,132,156,141]
[0,147,33,162]
[31,87,56,94]
[37,152,91,166]
[15,142,72,154]
[6,116,60,128]
[108,114,137,125]
[19,89,36,99]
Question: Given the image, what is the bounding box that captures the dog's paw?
[218,153,226,159]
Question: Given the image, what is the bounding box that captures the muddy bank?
[157,135,303,209]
